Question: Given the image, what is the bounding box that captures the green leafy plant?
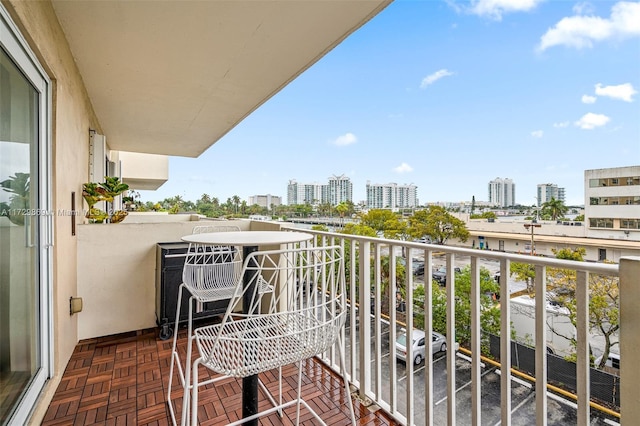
[0,172,29,226]
[82,177,129,223]
[100,176,129,199]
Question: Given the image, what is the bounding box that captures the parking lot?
[344,319,620,425]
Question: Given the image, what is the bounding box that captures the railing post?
[358,240,371,400]
[446,253,456,425]
[575,270,590,425]
[534,265,548,426]
[470,257,481,426]
[500,259,511,426]
[620,256,640,425]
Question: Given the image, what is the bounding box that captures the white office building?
[488,177,516,207]
[366,182,418,209]
[585,166,640,245]
[537,183,566,206]
[248,194,281,210]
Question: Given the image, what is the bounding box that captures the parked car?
[399,257,424,275]
[395,330,450,365]
[412,261,425,275]
[432,266,461,286]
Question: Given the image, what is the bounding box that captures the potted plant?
[82,177,130,223]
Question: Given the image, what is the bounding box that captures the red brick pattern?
[42,328,398,425]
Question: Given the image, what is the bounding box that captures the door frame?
[0,4,53,424]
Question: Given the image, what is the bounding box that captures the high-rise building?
[537,183,566,206]
[366,182,418,209]
[488,177,516,207]
[248,194,281,210]
[286,180,325,205]
[327,174,353,205]
[287,176,352,205]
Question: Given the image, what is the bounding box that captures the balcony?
[55,222,636,425]
[41,328,392,425]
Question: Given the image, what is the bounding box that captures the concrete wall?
[461,219,640,262]
[3,1,100,423]
[117,150,168,191]
[76,220,249,339]
[467,219,586,238]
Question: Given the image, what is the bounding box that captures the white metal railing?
[282,227,630,426]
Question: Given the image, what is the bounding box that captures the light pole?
[524,222,541,255]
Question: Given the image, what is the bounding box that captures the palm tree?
[335,202,349,226]
[232,195,241,214]
[541,197,568,221]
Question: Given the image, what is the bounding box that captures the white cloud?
[595,83,637,102]
[575,112,610,129]
[553,121,570,128]
[573,2,595,15]
[581,94,597,104]
[420,69,454,88]
[468,0,544,20]
[393,163,414,173]
[531,130,544,138]
[538,1,640,51]
[331,132,357,146]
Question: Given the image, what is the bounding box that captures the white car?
[395,330,449,365]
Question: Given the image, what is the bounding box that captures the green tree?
[541,197,568,221]
[161,195,185,213]
[335,202,350,225]
[340,222,377,237]
[358,209,397,231]
[378,255,406,315]
[317,202,333,217]
[430,266,500,351]
[232,195,241,214]
[409,206,469,245]
[546,247,619,368]
[510,262,536,294]
[470,211,497,220]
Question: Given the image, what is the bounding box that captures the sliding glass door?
[0,6,51,425]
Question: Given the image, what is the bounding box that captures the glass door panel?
[0,46,40,425]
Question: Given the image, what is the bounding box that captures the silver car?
[395,330,449,365]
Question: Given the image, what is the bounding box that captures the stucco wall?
[3,1,100,423]
[76,220,249,339]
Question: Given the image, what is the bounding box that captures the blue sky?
[140,0,640,207]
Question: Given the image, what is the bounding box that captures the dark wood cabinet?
[155,242,228,339]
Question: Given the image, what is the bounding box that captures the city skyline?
[138,0,640,207]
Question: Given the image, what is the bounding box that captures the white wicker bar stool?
[167,241,241,426]
[190,245,356,426]
[167,225,278,426]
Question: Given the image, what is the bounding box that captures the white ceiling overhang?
[52,0,392,158]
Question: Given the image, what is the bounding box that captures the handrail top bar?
[285,227,619,276]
